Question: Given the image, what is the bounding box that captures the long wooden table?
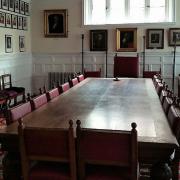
[0,78,178,179]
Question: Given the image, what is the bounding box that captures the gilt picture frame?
[168,28,180,46]
[146,29,164,49]
[116,28,137,52]
[44,9,68,37]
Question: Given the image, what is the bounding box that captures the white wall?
[0,0,32,93]
[30,0,180,94]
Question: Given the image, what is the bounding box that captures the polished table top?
[0,78,178,148]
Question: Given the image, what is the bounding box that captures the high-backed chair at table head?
[84,69,101,78]
[114,56,139,78]
[76,120,138,180]
[6,101,32,125]
[18,119,77,180]
[30,93,48,110]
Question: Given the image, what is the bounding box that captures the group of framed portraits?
[0,0,30,15]
[0,11,27,30]
[5,34,25,53]
[90,28,180,52]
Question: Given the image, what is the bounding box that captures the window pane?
[107,0,125,24]
[149,0,166,22]
[91,0,106,24]
[130,0,145,23]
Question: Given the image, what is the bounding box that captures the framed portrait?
[19,0,24,14]
[116,28,137,52]
[0,11,5,27]
[19,36,25,52]
[5,13,11,28]
[8,0,14,11]
[168,28,180,46]
[146,29,164,49]
[5,35,13,53]
[22,16,27,30]
[90,30,108,51]
[12,14,17,29]
[2,0,8,10]
[44,9,68,37]
[18,16,22,29]
[24,2,29,15]
[14,0,19,13]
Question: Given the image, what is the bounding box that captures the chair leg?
[22,92,26,103]
[14,97,17,106]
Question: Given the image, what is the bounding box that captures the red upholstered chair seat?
[46,88,59,101]
[160,90,168,104]
[77,74,85,82]
[69,78,79,87]
[7,101,32,125]
[155,82,164,96]
[163,97,173,115]
[60,82,70,93]
[31,94,48,110]
[29,162,70,180]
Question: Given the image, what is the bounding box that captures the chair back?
[69,77,79,87]
[143,71,161,79]
[84,69,101,78]
[60,82,70,93]
[46,87,59,101]
[77,74,85,82]
[7,101,32,125]
[163,93,174,115]
[76,120,138,180]
[114,56,139,78]
[18,119,76,180]
[31,93,47,110]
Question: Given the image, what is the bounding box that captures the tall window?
[83,0,175,25]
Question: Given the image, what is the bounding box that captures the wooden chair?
[77,74,85,82]
[84,69,101,78]
[6,101,32,125]
[46,87,60,101]
[155,82,165,97]
[114,56,139,78]
[1,74,25,106]
[59,82,70,93]
[18,119,77,180]
[30,93,48,110]
[162,91,174,115]
[159,84,168,104]
[76,120,138,180]
[69,77,79,88]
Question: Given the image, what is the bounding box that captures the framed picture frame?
[8,0,14,12]
[5,13,11,28]
[19,36,25,52]
[168,28,180,46]
[116,28,137,52]
[19,0,24,14]
[2,0,8,10]
[0,11,5,27]
[24,2,29,15]
[5,35,13,53]
[12,14,17,29]
[14,0,19,13]
[90,30,108,51]
[18,16,22,29]
[22,16,27,30]
[44,9,68,37]
[146,29,164,49]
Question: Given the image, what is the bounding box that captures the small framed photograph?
[22,16,27,30]
[19,0,24,14]
[12,14,17,29]
[2,0,8,10]
[5,35,13,53]
[44,9,68,37]
[19,36,25,52]
[146,29,164,49]
[5,13,12,28]
[14,0,19,13]
[116,28,137,52]
[24,2,29,15]
[90,30,108,51]
[18,16,22,29]
[8,0,14,12]
[168,28,180,46]
[0,11,5,27]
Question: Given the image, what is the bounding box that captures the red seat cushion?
[61,83,70,93]
[33,94,48,109]
[29,162,70,180]
[48,88,59,100]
